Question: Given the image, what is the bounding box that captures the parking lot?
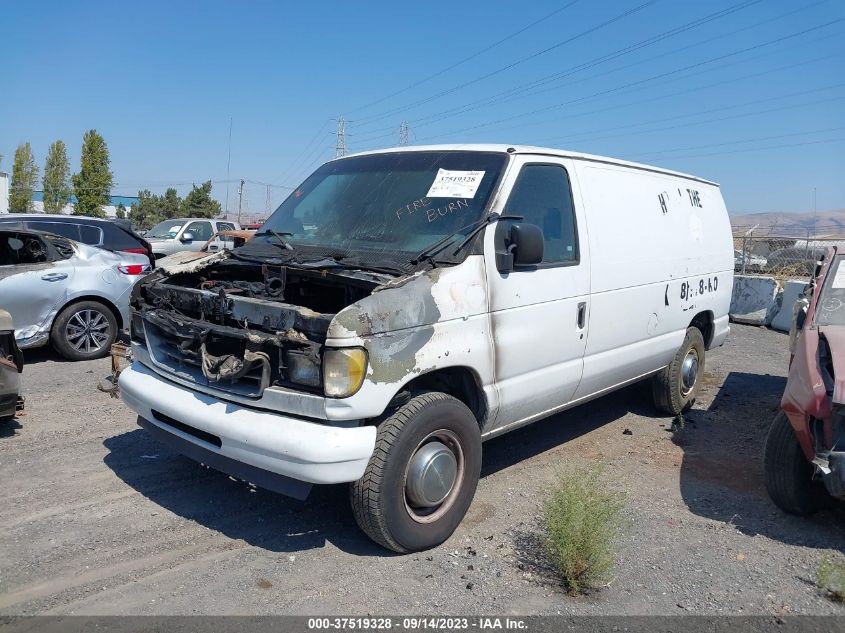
[1,323,843,616]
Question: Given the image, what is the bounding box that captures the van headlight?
[323,348,367,398]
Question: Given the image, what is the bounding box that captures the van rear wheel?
[350,392,481,553]
[652,327,704,415]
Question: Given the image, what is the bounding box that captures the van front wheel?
[350,392,482,553]
[652,327,705,415]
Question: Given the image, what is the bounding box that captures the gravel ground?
[1,323,843,616]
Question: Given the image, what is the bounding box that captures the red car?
[766,246,845,514]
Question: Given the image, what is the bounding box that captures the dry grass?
[542,465,625,594]
[817,556,845,603]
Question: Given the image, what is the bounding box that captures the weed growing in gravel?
[817,556,845,603]
[542,464,624,594]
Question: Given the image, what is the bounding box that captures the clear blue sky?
[1,0,843,216]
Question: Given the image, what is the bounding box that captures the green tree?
[72,129,113,217]
[115,202,127,220]
[161,187,181,219]
[42,140,71,213]
[179,181,221,218]
[10,143,38,212]
[129,189,159,229]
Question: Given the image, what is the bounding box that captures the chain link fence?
[733,230,845,280]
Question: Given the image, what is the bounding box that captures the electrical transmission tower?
[399,121,410,146]
[335,115,347,158]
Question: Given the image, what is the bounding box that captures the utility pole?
[225,116,232,213]
[237,178,245,224]
[335,115,347,158]
[399,121,409,146]
[265,183,271,215]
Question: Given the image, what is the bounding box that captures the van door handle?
[41,272,68,282]
[576,301,587,329]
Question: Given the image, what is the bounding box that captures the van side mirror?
[495,222,544,272]
[180,231,195,243]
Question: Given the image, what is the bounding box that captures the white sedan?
[0,227,150,361]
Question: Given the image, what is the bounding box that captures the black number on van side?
[686,189,702,208]
[681,276,718,301]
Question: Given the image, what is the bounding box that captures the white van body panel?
[572,162,733,400]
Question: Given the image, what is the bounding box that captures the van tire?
[764,410,829,515]
[50,300,118,361]
[350,392,482,553]
[652,326,704,415]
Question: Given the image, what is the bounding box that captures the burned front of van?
[120,150,508,508]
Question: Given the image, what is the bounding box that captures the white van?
[118,145,733,552]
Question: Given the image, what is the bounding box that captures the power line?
[353,0,768,138]
[350,0,661,127]
[347,1,581,114]
[392,0,818,136]
[542,81,845,146]
[623,125,845,160]
[648,136,845,161]
[551,95,845,151]
[277,118,332,184]
[353,22,842,148]
[418,16,845,142]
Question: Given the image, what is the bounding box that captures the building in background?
[0,191,139,217]
[0,172,8,214]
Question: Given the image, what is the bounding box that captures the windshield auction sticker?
[426,169,486,199]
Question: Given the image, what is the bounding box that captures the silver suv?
[144,218,240,259]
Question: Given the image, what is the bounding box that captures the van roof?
[339,144,719,186]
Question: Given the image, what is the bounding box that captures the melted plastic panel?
[132,261,380,396]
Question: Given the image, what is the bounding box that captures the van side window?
[503,164,577,264]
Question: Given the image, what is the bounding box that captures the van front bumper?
[118,362,377,498]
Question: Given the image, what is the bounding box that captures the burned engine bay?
[131,257,389,397]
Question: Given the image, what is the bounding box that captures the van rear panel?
[572,161,733,400]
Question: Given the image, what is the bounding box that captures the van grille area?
[139,310,321,398]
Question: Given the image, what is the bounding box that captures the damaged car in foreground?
[766,246,845,514]
[0,228,151,360]
[119,145,733,552]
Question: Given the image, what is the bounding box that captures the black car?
[0,214,153,266]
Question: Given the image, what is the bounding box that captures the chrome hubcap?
[406,441,457,508]
[404,429,464,524]
[681,349,699,396]
[65,309,110,353]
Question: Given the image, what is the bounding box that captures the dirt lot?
[1,324,843,616]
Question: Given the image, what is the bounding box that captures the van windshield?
[251,151,507,266]
[147,220,184,239]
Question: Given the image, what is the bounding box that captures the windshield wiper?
[410,213,523,267]
[256,229,295,251]
[328,256,406,276]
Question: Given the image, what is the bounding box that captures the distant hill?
[730,209,845,237]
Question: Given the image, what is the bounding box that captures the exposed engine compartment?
[131,259,385,396]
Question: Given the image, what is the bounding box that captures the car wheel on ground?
[764,410,831,515]
[50,300,118,361]
[652,326,705,416]
[350,392,482,553]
